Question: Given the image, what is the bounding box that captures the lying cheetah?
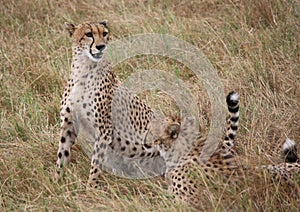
[262,138,300,184]
[143,91,241,208]
[56,21,164,185]
[145,92,300,208]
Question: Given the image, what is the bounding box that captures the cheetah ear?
[100,20,108,27]
[167,123,180,139]
[65,22,76,37]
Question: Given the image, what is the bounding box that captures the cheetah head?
[144,115,181,154]
[145,116,198,160]
[65,20,109,62]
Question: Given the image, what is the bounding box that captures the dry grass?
[0,0,299,211]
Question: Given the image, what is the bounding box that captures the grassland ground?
[0,0,299,211]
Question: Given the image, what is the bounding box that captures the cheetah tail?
[223,91,239,149]
[282,138,299,163]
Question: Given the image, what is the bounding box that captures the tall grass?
[0,0,299,210]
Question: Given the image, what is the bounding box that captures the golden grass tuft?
[0,0,299,210]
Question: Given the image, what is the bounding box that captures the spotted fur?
[145,91,299,208]
[262,138,300,184]
[55,21,164,186]
[144,92,241,209]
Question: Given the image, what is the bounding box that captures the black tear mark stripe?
[86,23,95,55]
[89,36,95,55]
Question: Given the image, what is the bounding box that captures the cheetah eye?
[85,32,93,38]
[103,31,108,37]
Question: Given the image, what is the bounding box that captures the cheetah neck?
[70,50,112,82]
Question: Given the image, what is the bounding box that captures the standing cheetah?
[55,21,164,186]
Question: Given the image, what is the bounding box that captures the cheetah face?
[144,116,181,156]
[65,20,109,62]
[145,116,198,161]
[156,122,181,156]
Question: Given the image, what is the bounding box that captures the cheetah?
[143,91,241,208]
[55,21,164,186]
[144,92,300,208]
[262,138,300,184]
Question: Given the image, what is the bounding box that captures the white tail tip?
[282,138,295,151]
[230,92,239,101]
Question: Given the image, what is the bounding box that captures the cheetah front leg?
[55,107,77,182]
[87,133,112,188]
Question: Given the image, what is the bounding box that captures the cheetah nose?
[96,45,106,51]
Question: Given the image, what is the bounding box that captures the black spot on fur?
[223,154,233,161]
[230,116,239,122]
[144,144,152,149]
[61,137,66,143]
[228,133,235,139]
[228,106,239,113]
[231,125,238,131]
[64,150,69,157]
[283,149,299,163]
